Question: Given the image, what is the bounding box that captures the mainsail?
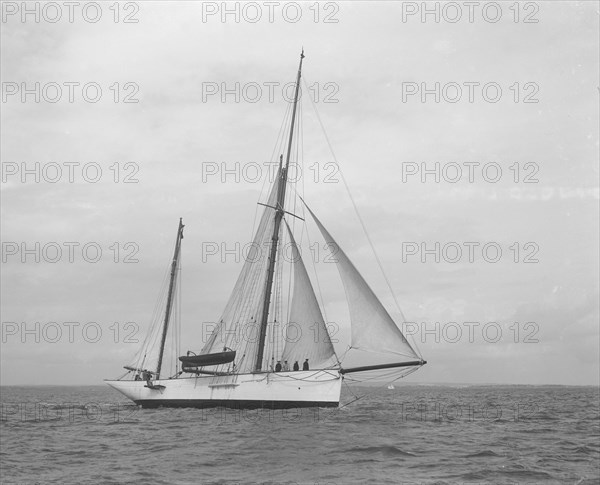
[200,51,306,373]
[281,222,338,368]
[305,205,420,361]
[199,174,280,373]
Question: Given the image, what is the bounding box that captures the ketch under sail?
[106,50,426,409]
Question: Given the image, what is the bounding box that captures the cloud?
[1,2,598,385]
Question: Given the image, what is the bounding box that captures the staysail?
[281,221,338,368]
[305,205,419,360]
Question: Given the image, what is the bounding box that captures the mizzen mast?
[156,217,185,378]
[254,50,305,371]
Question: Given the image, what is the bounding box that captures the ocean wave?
[342,445,417,457]
[464,450,502,458]
[2,385,598,483]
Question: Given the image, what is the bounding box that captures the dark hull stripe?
[134,399,339,409]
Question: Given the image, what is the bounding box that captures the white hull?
[106,370,342,409]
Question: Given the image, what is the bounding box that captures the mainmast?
[156,217,185,378]
[254,50,305,371]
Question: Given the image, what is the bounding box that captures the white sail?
[281,222,338,369]
[306,206,419,360]
[200,170,281,373]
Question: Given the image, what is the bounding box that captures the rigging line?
[179,256,183,372]
[285,232,294,328]
[290,100,305,245]
[344,365,419,383]
[250,99,293,242]
[133,261,171,367]
[176,253,182,375]
[149,265,170,326]
[299,94,306,229]
[170,299,177,377]
[298,98,305,236]
[347,345,420,360]
[296,103,306,245]
[304,214,330,326]
[302,75,423,361]
[116,370,130,381]
[247,223,275,361]
[269,250,281,365]
[167,258,178,376]
[339,395,366,409]
[285,95,303,327]
[225,206,275,359]
[145,290,168,368]
[277,227,286,358]
[279,252,286,361]
[270,97,293,163]
[137,237,180,369]
[344,367,420,407]
[291,87,303,224]
[235,245,260,321]
[273,369,338,381]
[288,189,335,358]
[167,273,179,377]
[342,378,359,398]
[389,365,421,382]
[337,345,352,364]
[168,282,175,377]
[287,192,331,329]
[266,271,273,366]
[279,228,288,362]
[237,241,264,328]
[338,380,362,409]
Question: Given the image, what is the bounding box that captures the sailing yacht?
[105,51,426,408]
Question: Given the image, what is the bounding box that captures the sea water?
[1,384,598,484]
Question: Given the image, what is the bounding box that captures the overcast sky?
[1,1,598,386]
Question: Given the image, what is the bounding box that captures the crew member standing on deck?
[303,359,309,370]
[142,370,152,386]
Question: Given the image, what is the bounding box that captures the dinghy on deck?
[179,350,236,367]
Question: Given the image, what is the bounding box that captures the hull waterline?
[106,369,342,409]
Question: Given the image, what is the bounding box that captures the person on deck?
[142,370,152,386]
[303,359,309,370]
[282,361,290,371]
[275,361,282,372]
[293,361,299,371]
